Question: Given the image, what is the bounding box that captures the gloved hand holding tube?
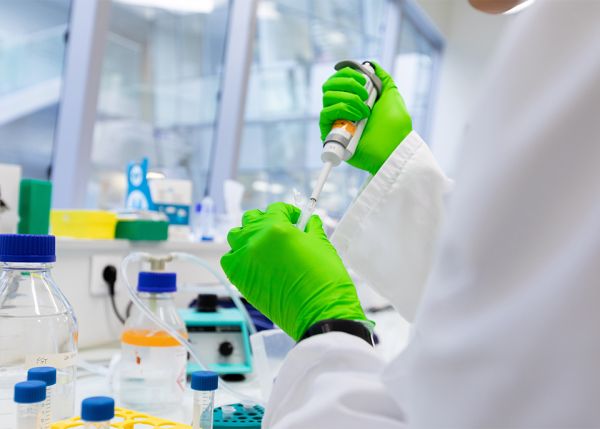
[220,203,370,341]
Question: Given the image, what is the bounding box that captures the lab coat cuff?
[333,131,427,256]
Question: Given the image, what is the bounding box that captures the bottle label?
[24,351,77,369]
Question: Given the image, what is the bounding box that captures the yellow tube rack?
[51,407,191,428]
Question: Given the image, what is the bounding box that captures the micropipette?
[296,60,382,231]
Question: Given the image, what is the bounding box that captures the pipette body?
[297,61,382,230]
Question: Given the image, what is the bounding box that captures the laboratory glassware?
[120,251,262,406]
[0,234,77,424]
[14,380,46,429]
[191,371,218,429]
[119,271,188,414]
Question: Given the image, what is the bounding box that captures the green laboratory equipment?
[18,179,52,234]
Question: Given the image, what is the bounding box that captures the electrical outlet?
[89,254,125,296]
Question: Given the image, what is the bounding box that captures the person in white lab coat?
[221,0,600,427]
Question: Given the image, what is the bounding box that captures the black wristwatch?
[298,319,374,346]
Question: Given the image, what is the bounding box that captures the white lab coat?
[264,1,600,428]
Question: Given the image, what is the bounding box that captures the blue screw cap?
[0,234,56,263]
[81,396,115,422]
[137,271,177,293]
[27,367,57,386]
[14,381,47,404]
[191,371,219,391]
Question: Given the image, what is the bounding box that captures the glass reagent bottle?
[0,234,78,423]
[119,271,188,414]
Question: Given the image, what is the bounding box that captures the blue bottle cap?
[191,371,219,391]
[137,271,177,293]
[81,396,115,422]
[27,367,57,386]
[14,381,47,404]
[0,234,56,263]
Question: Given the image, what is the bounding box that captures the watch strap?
[299,319,374,346]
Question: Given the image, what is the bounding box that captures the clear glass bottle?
[119,272,188,414]
[191,371,218,429]
[81,396,114,429]
[14,380,46,429]
[0,235,77,427]
[27,367,56,428]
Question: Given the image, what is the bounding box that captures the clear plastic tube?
[221,405,236,420]
[41,385,53,428]
[241,400,257,411]
[120,252,263,405]
[192,390,215,429]
[296,198,316,232]
[16,403,43,429]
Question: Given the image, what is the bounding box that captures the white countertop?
[74,309,409,425]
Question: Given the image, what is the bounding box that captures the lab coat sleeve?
[263,132,446,428]
[332,131,451,320]
[263,332,407,429]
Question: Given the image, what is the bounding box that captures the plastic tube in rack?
[191,371,218,429]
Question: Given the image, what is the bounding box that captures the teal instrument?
[180,295,252,375]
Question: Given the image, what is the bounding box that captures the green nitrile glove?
[320,62,413,175]
[220,202,369,341]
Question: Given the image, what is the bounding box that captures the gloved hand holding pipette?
[296,61,413,231]
[320,62,412,175]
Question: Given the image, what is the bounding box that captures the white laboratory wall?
[416,0,516,175]
[54,239,230,348]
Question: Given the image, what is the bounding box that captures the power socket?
[89,254,125,296]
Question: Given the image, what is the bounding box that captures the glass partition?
[0,0,71,178]
[237,0,388,219]
[86,0,231,209]
[392,11,441,139]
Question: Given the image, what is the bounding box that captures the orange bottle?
[119,272,188,414]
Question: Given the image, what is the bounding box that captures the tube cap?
[27,367,57,386]
[14,381,47,404]
[191,371,218,391]
[137,271,177,293]
[81,396,115,422]
[0,234,56,263]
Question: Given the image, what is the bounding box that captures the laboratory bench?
[73,308,409,425]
